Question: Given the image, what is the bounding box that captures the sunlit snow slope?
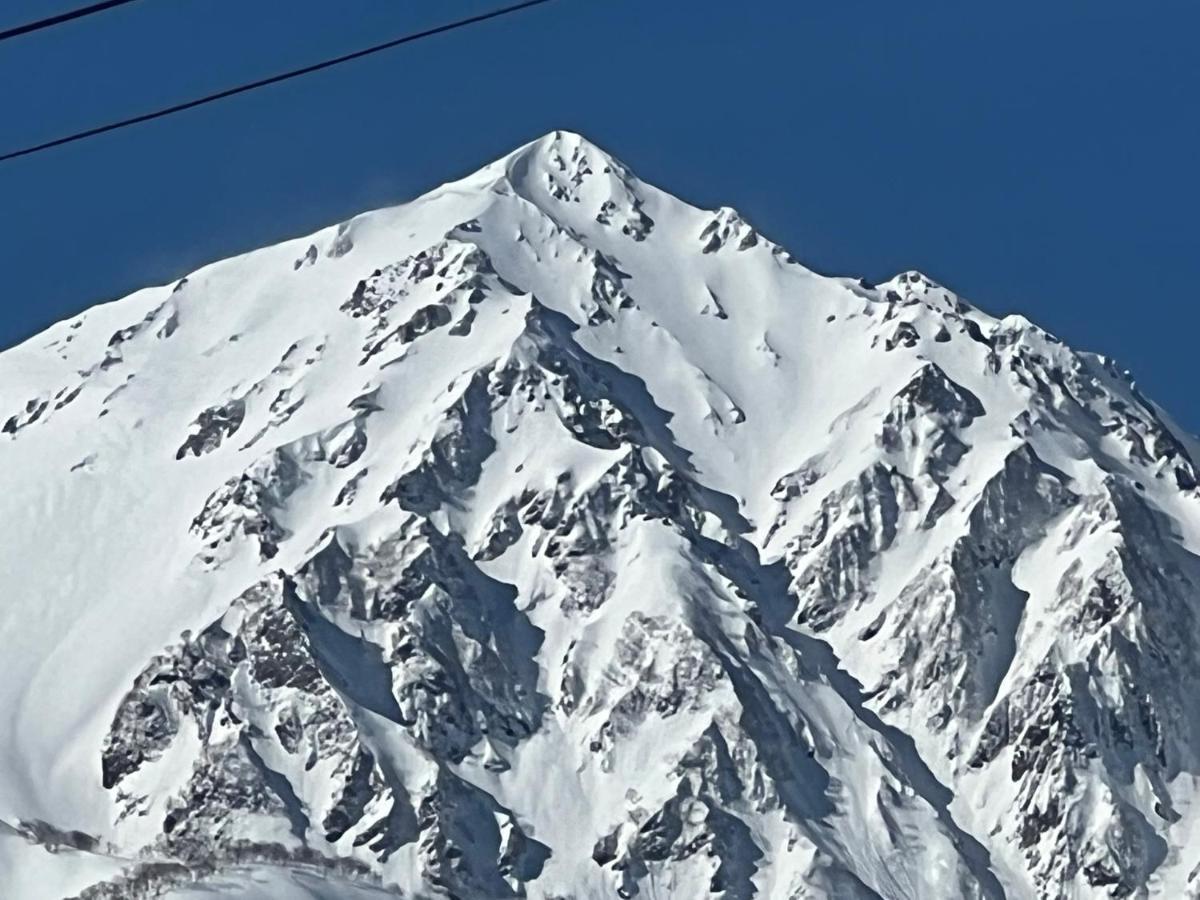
[3,132,1200,899]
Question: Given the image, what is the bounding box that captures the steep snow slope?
[3,131,1200,899]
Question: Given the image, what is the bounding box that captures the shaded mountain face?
[2,131,1199,900]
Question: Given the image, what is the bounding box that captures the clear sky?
[1,1,1197,425]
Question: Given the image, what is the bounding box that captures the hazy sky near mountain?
[1,0,1196,424]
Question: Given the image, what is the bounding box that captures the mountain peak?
[2,134,1199,900]
[515,128,618,163]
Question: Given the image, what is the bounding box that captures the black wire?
[0,0,556,164]
[0,0,142,42]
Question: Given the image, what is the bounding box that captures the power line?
[0,0,556,164]
[0,0,142,43]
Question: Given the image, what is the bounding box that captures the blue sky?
[1,1,1197,425]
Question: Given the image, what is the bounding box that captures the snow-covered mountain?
[3,131,1199,900]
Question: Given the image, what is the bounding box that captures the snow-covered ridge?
[3,130,1200,899]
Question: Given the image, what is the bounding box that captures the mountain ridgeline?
[2,132,1199,899]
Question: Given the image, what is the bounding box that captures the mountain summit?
[3,131,1199,899]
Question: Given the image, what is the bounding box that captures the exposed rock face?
[3,131,1200,899]
[176,400,246,459]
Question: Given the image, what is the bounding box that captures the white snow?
[2,130,1197,899]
